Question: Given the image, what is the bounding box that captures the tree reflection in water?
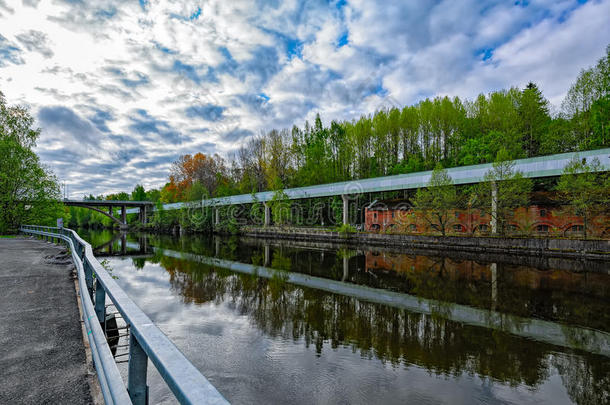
[156,254,608,405]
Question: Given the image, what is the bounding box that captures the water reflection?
[80,230,610,405]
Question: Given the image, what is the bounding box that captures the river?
[78,229,610,405]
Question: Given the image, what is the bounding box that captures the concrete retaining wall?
[241,226,610,260]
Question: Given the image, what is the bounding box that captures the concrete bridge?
[63,199,154,229]
[124,148,610,231]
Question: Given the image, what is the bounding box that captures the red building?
[364,193,610,238]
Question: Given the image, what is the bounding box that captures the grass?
[0,234,17,238]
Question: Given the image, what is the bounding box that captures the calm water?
[79,229,610,405]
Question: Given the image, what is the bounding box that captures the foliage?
[336,223,357,235]
[561,45,610,150]
[161,153,228,202]
[0,92,62,233]
[249,193,265,226]
[269,187,290,226]
[476,149,533,236]
[131,184,147,201]
[412,164,459,236]
[555,157,609,238]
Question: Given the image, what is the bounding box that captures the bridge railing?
[20,225,229,405]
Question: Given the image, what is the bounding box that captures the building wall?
[364,202,609,237]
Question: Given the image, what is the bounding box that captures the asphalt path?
[0,237,92,404]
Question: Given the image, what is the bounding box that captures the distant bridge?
[123,148,610,229]
[63,200,154,229]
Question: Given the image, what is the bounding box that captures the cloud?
[0,34,23,66]
[185,104,225,121]
[15,30,54,58]
[88,108,114,133]
[222,128,254,142]
[128,109,183,144]
[0,0,608,196]
[37,105,100,146]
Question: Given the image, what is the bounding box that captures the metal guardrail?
[20,225,229,405]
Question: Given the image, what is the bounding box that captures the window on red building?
[540,209,547,217]
[536,224,549,233]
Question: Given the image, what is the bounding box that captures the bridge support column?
[215,208,220,226]
[121,233,127,255]
[341,194,349,226]
[491,182,497,235]
[264,244,270,267]
[342,256,349,281]
[264,202,270,227]
[142,205,147,224]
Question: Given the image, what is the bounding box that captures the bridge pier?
[264,202,270,227]
[491,182,498,235]
[215,208,220,226]
[264,244,270,267]
[342,256,349,281]
[120,206,127,230]
[138,206,148,225]
[341,194,349,226]
[491,263,498,311]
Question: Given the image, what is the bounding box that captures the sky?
[0,0,609,197]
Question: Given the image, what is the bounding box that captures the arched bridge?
[63,200,154,229]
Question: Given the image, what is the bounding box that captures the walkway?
[0,237,93,404]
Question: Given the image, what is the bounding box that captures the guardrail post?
[95,278,106,324]
[128,334,149,405]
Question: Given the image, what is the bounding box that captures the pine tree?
[519,82,550,157]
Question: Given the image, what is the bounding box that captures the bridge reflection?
[93,233,151,257]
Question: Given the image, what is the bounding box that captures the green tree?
[412,164,459,236]
[562,45,610,149]
[269,188,290,226]
[0,92,61,233]
[519,82,550,157]
[556,157,609,239]
[131,184,147,201]
[478,149,532,235]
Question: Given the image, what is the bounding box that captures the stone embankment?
[241,226,610,261]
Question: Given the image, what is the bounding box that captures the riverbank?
[0,238,94,404]
[241,226,610,261]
